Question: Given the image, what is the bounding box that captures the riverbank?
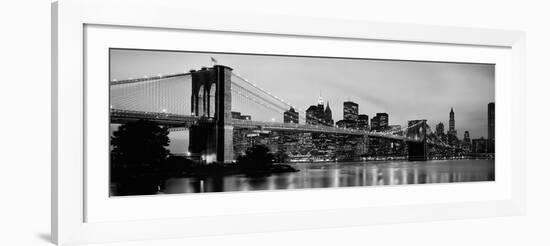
[282,156,495,164]
[176,163,299,178]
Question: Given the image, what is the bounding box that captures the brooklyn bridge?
[110,65,461,164]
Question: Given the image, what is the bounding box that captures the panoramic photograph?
[109,49,495,196]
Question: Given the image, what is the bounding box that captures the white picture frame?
[52,0,526,245]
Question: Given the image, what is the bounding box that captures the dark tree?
[110,120,171,195]
[237,144,275,167]
[111,120,170,167]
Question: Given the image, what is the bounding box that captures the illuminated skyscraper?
[343,101,359,121]
[305,96,333,126]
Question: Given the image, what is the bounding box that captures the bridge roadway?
[110,109,415,142]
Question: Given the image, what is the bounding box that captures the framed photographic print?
[108,48,496,196]
[52,0,525,245]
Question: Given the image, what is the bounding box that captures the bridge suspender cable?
[232,71,332,124]
[109,73,191,86]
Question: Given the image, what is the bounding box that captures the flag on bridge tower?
[211,57,218,66]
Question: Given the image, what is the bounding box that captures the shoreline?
[280,157,495,165]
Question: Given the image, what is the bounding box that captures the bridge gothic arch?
[208,83,216,118]
[197,84,205,117]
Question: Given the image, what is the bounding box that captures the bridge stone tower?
[188,65,234,164]
[407,120,428,161]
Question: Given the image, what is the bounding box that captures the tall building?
[284,107,299,124]
[357,114,369,130]
[306,105,319,125]
[324,101,334,126]
[436,122,445,136]
[343,101,359,121]
[464,131,471,143]
[488,102,495,140]
[461,131,471,152]
[316,95,324,113]
[305,96,333,126]
[448,108,457,136]
[370,115,380,131]
[376,113,389,130]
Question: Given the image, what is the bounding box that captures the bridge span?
[111,109,413,142]
[110,65,457,163]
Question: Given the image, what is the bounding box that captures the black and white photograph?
[109,49,495,196]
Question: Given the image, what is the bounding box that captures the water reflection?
[162,159,495,194]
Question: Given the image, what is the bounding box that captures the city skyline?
[275,96,492,141]
[111,49,494,139]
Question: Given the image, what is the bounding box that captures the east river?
[160,159,495,194]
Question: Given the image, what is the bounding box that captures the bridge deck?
[232,119,405,140]
[110,109,410,141]
[109,109,461,147]
[110,109,204,127]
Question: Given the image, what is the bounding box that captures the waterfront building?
[231,111,251,120]
[283,107,299,124]
[357,114,369,130]
[305,96,333,126]
[370,116,380,131]
[376,113,389,130]
[306,105,319,125]
[343,101,359,121]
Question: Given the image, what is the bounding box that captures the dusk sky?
[110,49,494,143]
